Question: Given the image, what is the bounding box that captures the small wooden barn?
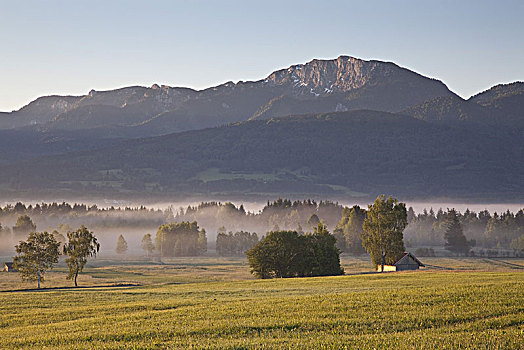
[3,262,17,272]
[377,252,425,272]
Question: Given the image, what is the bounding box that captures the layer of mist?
[0,198,522,258]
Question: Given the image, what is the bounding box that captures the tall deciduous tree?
[141,234,155,257]
[13,231,60,288]
[63,226,99,287]
[362,195,407,271]
[115,234,128,255]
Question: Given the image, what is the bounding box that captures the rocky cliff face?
[264,56,451,99]
[266,56,394,96]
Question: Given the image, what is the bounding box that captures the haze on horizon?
[1,0,523,112]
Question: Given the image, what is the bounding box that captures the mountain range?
[0,56,522,201]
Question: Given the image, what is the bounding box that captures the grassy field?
[0,257,523,349]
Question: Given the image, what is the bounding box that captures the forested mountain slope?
[1,110,521,200]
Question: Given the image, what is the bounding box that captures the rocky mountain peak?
[1,55,463,131]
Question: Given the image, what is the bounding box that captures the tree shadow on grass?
[1,283,141,293]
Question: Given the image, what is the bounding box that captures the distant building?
[377,252,425,272]
[3,262,17,272]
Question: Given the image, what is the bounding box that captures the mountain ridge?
[0,55,457,134]
[0,56,522,200]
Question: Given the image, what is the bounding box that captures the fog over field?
[1,197,522,258]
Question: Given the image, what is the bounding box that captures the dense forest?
[1,110,522,200]
[0,200,523,256]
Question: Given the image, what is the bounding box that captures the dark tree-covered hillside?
[1,110,522,200]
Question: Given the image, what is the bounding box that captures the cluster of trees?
[155,221,207,257]
[112,233,155,257]
[175,199,344,237]
[115,233,155,257]
[248,195,519,278]
[216,228,258,256]
[13,226,99,288]
[10,218,212,288]
[404,207,524,252]
[176,199,524,255]
[0,202,166,251]
[246,223,344,278]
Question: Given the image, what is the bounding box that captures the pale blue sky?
[1,0,523,111]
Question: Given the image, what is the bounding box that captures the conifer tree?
[141,234,154,257]
[116,234,128,255]
[444,209,473,255]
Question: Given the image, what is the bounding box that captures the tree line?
[403,207,524,254]
[334,202,523,258]
[3,199,523,261]
[2,200,522,253]
[216,228,259,257]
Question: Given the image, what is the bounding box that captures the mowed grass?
[0,258,523,349]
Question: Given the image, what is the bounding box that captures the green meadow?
[0,257,523,349]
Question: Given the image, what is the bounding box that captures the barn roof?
[394,252,425,267]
